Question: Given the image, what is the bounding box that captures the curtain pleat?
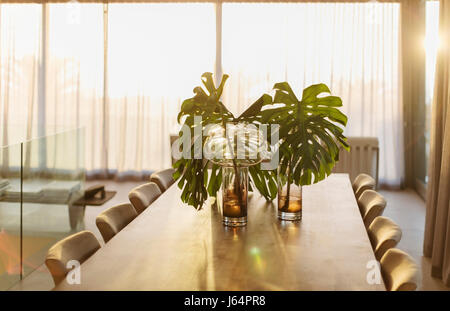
[424,0,450,287]
[402,0,427,188]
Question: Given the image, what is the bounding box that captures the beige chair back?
[45,230,101,285]
[368,216,402,260]
[352,173,376,200]
[128,182,162,214]
[150,168,176,192]
[357,190,386,228]
[96,203,138,243]
[380,248,419,291]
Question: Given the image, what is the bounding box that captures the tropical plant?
[260,82,349,211]
[173,73,277,210]
[173,73,349,211]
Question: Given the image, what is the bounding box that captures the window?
[0,2,415,187]
[222,2,402,186]
[107,3,215,172]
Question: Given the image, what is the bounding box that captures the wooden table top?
[54,173,385,291]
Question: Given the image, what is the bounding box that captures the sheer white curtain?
[42,3,215,177]
[222,2,403,187]
[0,4,41,148]
[107,3,215,176]
[46,4,104,173]
[2,2,404,185]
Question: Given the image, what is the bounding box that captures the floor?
[380,189,448,291]
[9,181,450,291]
[8,180,138,291]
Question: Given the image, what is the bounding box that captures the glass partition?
[0,127,85,289]
[0,143,23,290]
[21,128,85,279]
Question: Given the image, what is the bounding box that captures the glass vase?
[277,167,302,221]
[222,166,248,227]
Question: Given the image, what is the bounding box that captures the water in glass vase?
[222,167,248,227]
[277,185,302,221]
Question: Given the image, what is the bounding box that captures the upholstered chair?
[367,216,402,260]
[357,190,387,228]
[380,248,419,291]
[128,182,162,214]
[150,168,176,192]
[96,203,138,243]
[45,230,101,285]
[352,173,376,200]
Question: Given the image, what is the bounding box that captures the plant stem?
[219,109,244,211]
[281,160,291,212]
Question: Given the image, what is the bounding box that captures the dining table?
[54,173,385,291]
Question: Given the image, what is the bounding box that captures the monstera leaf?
[173,72,277,210]
[173,74,348,210]
[261,82,349,186]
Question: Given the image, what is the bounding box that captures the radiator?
[332,137,379,187]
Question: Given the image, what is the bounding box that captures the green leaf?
[237,94,272,120]
[274,82,299,102]
[273,90,296,106]
[173,73,237,209]
[272,82,348,186]
[301,83,331,103]
[313,96,343,107]
[201,72,216,95]
[216,74,229,98]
